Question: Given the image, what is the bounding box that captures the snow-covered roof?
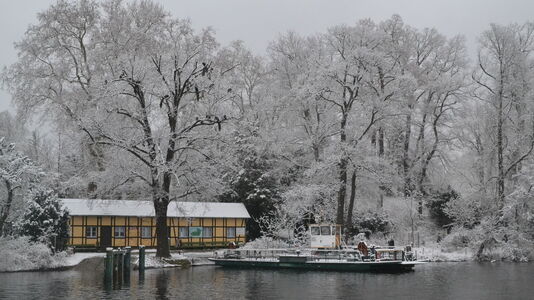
[61,198,250,219]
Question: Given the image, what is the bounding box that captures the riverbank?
[133,251,215,269]
[415,246,474,262]
[0,237,74,272]
[0,247,216,273]
[3,243,529,273]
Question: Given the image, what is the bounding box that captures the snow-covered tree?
[471,22,534,209]
[219,129,282,240]
[0,138,46,235]
[3,0,235,257]
[15,190,69,251]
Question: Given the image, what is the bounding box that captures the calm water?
[0,262,533,299]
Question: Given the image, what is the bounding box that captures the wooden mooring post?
[104,247,114,289]
[104,247,132,288]
[139,245,146,272]
[124,246,131,285]
[114,249,124,286]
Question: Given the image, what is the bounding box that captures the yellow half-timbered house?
[62,199,250,249]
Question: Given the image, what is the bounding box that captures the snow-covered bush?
[0,236,67,272]
[426,186,458,227]
[356,211,391,233]
[15,190,69,251]
[241,236,291,249]
[444,194,485,229]
[440,227,480,251]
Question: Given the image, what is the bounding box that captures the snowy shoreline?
[0,250,215,273]
[414,247,474,262]
[4,246,532,273]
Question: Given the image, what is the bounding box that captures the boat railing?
[220,248,304,260]
[219,248,368,262]
[216,246,416,263]
[310,249,362,262]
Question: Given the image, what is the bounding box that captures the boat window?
[311,226,320,236]
[321,226,331,236]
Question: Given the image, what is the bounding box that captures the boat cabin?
[309,224,342,249]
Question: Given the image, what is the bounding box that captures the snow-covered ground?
[134,251,216,269]
[138,253,187,269]
[63,252,106,267]
[415,246,473,262]
[0,237,70,272]
[0,236,216,272]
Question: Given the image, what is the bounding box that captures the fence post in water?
[117,249,124,286]
[124,246,131,285]
[104,247,114,288]
[139,245,146,272]
[112,249,119,286]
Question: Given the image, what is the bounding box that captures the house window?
[114,226,126,238]
[311,226,320,236]
[179,227,189,238]
[203,227,213,238]
[320,226,331,236]
[236,227,245,236]
[86,226,97,238]
[189,227,203,238]
[227,227,236,238]
[141,226,151,238]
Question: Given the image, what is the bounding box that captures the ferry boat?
[209,225,424,272]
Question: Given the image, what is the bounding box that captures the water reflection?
[138,269,145,287]
[0,263,533,299]
[155,271,169,300]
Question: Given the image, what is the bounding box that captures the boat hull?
[209,258,416,273]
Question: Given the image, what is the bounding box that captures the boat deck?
[210,248,422,272]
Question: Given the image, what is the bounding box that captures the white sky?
[1,0,533,113]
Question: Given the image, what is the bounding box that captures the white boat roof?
[61,198,251,219]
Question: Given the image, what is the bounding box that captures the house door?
[101,226,112,248]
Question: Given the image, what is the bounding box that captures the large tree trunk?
[415,104,429,215]
[345,169,357,239]
[154,197,170,258]
[377,126,385,208]
[336,113,348,227]
[336,160,348,227]
[0,180,14,235]
[417,124,438,215]
[313,144,320,162]
[403,106,413,197]
[497,69,505,208]
[378,127,384,156]
[474,133,486,194]
[153,159,175,258]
